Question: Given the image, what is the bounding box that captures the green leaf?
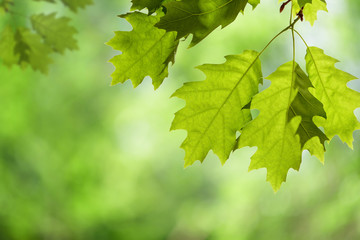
[33,0,93,11]
[297,0,312,7]
[288,64,328,163]
[238,61,302,191]
[60,0,93,12]
[107,12,179,89]
[32,0,55,3]
[131,0,164,14]
[248,0,260,9]
[302,0,327,25]
[305,47,360,147]
[293,0,327,25]
[0,0,13,12]
[14,27,53,73]
[155,0,248,47]
[172,50,262,166]
[0,26,19,66]
[31,13,78,54]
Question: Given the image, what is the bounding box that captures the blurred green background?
[0,0,360,239]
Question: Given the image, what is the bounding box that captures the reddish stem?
[280,0,291,13]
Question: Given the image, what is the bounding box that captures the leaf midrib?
[188,55,260,162]
[112,32,169,82]
[307,48,335,108]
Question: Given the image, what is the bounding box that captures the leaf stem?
[289,0,293,25]
[293,28,310,48]
[291,3,296,62]
[257,16,300,61]
[234,16,301,147]
[290,1,296,120]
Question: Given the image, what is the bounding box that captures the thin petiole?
[257,16,300,58]
[293,29,310,49]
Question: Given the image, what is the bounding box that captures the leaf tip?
[269,178,283,193]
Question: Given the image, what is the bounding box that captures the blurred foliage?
[0,0,359,239]
[0,0,93,73]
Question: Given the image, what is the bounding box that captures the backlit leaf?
[238,61,302,191]
[107,12,179,89]
[305,46,360,147]
[293,0,327,25]
[248,0,260,9]
[172,50,262,166]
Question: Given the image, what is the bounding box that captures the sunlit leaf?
[107,12,179,89]
[293,0,327,25]
[305,47,360,147]
[248,0,260,8]
[172,50,262,166]
[238,61,303,191]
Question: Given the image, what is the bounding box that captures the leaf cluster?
[0,0,92,73]
[108,0,360,191]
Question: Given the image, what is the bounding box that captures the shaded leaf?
[288,64,328,162]
[33,0,92,11]
[0,26,19,66]
[155,0,248,47]
[14,27,53,73]
[131,0,164,14]
[297,0,312,7]
[60,0,93,12]
[31,12,77,54]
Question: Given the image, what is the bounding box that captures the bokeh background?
[0,0,360,239]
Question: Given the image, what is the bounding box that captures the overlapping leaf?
[14,27,53,73]
[297,0,312,6]
[107,12,179,89]
[293,0,327,25]
[305,47,360,147]
[33,0,93,11]
[172,50,262,166]
[288,64,328,162]
[155,0,248,47]
[0,26,54,72]
[60,0,93,12]
[238,62,303,191]
[31,13,78,54]
[248,0,260,9]
[0,0,91,72]
[131,0,164,14]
